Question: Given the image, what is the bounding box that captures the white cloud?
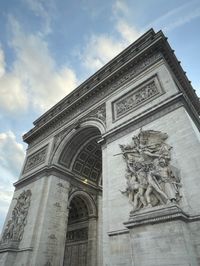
[81,35,126,71]
[164,7,200,32]
[0,131,25,177]
[0,189,14,214]
[11,19,78,111]
[145,1,200,32]
[0,74,28,113]
[0,17,78,114]
[0,189,14,232]
[22,0,54,35]
[112,0,129,16]
[116,20,141,43]
[0,48,5,78]
[79,1,141,72]
[0,131,25,232]
[0,46,28,113]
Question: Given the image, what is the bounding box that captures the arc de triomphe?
[0,29,200,266]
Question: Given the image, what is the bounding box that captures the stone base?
[0,240,19,252]
[124,204,189,228]
[123,204,199,266]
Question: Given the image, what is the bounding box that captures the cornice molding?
[124,204,200,228]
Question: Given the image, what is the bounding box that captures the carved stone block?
[124,204,188,228]
[23,145,48,173]
[112,75,164,121]
[0,190,32,248]
[119,129,181,213]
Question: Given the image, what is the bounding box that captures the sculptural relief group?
[1,190,31,245]
[119,129,181,212]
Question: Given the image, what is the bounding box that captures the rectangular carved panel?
[23,145,48,173]
[112,75,164,121]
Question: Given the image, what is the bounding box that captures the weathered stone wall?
[102,107,200,265]
[0,175,70,266]
[1,29,200,266]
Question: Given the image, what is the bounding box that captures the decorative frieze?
[124,204,190,228]
[23,145,48,173]
[0,190,32,248]
[112,75,164,120]
[119,129,181,213]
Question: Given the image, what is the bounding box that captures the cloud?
[0,49,28,112]
[22,0,55,35]
[0,131,25,177]
[112,0,129,16]
[0,74,28,113]
[79,1,141,72]
[11,18,78,111]
[145,1,200,32]
[0,130,25,232]
[116,20,141,43]
[80,34,126,71]
[0,17,78,114]
[164,7,200,32]
[0,189,14,232]
[0,48,5,78]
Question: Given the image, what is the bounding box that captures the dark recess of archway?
[59,127,102,184]
[63,195,89,266]
[68,196,89,224]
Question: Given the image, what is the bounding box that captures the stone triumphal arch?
[1,29,200,266]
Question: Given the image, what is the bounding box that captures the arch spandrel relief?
[0,190,32,249]
[119,129,181,212]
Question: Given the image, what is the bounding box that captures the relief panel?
[0,190,32,249]
[112,75,164,121]
[23,145,48,173]
[118,129,181,213]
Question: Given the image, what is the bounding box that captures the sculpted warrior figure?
[153,157,180,202]
[119,129,181,212]
[125,163,148,211]
[1,190,32,244]
[144,164,169,207]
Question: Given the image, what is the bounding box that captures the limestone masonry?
[0,29,200,266]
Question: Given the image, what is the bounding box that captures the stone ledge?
[0,240,20,251]
[0,239,33,253]
[124,204,200,228]
[0,247,33,253]
[108,229,129,236]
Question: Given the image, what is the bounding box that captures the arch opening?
[59,126,102,186]
[61,126,102,266]
[63,195,90,266]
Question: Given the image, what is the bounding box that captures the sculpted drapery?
[119,129,181,212]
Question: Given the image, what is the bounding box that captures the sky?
[0,0,200,231]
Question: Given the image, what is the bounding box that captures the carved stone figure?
[153,157,181,202]
[1,190,32,244]
[119,129,181,212]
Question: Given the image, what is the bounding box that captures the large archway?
[57,125,102,266]
[63,192,96,266]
